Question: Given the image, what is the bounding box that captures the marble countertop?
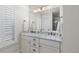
[21,32,62,42]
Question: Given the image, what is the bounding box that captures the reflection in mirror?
[52,7,60,31]
[29,5,42,33]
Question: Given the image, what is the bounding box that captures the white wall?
[15,5,29,40]
[62,5,79,53]
[15,6,29,52]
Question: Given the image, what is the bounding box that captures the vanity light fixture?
[33,5,60,13]
[42,6,51,11]
[33,8,41,13]
[33,6,52,13]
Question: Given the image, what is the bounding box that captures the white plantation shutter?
[0,6,15,42]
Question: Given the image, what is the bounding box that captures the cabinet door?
[40,39,59,53]
[40,44,59,53]
[40,39,59,48]
[21,36,31,53]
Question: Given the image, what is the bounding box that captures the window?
[0,6,15,42]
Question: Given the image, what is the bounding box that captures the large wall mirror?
[29,5,63,34]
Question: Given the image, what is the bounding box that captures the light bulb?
[33,8,41,13]
[42,6,48,11]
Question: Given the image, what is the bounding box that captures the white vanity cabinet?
[39,45,59,53]
[39,39,59,53]
[21,34,61,53]
[30,38,40,53]
[21,35,31,53]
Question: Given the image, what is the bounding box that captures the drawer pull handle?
[33,49,36,52]
[33,39,36,41]
[39,45,41,47]
[33,43,36,46]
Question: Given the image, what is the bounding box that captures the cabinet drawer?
[31,47,39,53]
[21,35,31,41]
[40,39,59,48]
[31,42,39,48]
[22,35,39,43]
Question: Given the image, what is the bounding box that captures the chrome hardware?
[33,39,36,41]
[33,43,36,46]
[33,49,36,52]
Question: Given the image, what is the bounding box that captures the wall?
[15,5,29,52]
[62,5,79,52]
[15,5,29,40]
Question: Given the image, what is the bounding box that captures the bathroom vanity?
[21,5,63,53]
[21,32,62,53]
